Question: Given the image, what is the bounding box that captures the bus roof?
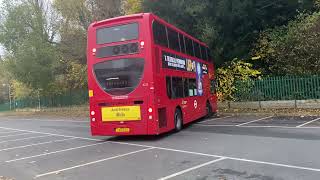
[90,13,208,48]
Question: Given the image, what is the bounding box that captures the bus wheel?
[174,109,183,132]
[206,102,213,118]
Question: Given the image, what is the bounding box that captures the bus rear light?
[92,48,96,56]
[91,111,95,116]
[149,115,153,120]
[140,41,145,48]
[148,108,153,113]
[92,118,96,122]
[89,90,94,97]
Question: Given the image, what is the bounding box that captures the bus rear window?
[96,23,139,44]
[93,58,144,96]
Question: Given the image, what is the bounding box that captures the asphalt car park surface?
[0,115,319,180]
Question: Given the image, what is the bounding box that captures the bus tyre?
[174,109,183,132]
[206,102,213,118]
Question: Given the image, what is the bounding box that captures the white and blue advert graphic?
[196,62,203,96]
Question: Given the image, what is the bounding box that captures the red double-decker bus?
[87,13,217,136]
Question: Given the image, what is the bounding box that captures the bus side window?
[179,34,186,54]
[166,77,172,99]
[201,45,207,61]
[172,77,184,99]
[194,42,201,59]
[153,21,168,48]
[185,37,194,57]
[210,79,216,94]
[167,27,180,52]
[183,78,189,97]
[188,79,197,96]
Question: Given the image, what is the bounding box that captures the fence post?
[259,100,262,109]
[38,90,41,111]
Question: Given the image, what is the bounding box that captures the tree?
[0,0,60,94]
[53,0,123,65]
[122,0,143,15]
[141,0,317,66]
[316,0,320,8]
[216,59,261,101]
[253,12,320,75]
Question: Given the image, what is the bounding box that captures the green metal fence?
[234,76,320,101]
[1,76,320,111]
[0,102,10,112]
[0,89,88,111]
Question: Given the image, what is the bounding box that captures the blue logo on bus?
[196,62,203,96]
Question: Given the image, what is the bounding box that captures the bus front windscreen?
[93,58,144,96]
[96,23,139,44]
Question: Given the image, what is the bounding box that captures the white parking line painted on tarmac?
[243,125,320,129]
[0,118,88,123]
[0,126,100,142]
[6,141,110,162]
[296,117,320,127]
[0,131,18,134]
[109,142,320,173]
[0,137,77,152]
[236,116,273,126]
[199,116,232,123]
[194,124,236,127]
[0,135,53,144]
[1,126,320,173]
[34,147,155,178]
[194,124,320,129]
[158,157,227,180]
[0,132,34,138]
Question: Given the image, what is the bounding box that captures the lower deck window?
[166,76,197,99]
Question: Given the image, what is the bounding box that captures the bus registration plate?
[115,128,130,133]
[101,106,141,122]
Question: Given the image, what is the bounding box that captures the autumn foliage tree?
[253,12,320,75]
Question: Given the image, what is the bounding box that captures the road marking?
[199,116,232,123]
[0,131,18,134]
[1,126,320,173]
[0,137,77,152]
[236,116,273,126]
[194,124,236,127]
[195,124,320,129]
[0,126,100,142]
[35,147,155,178]
[0,118,88,123]
[108,142,320,173]
[109,141,223,158]
[296,117,320,127]
[226,157,320,172]
[158,157,227,180]
[243,125,320,129]
[0,135,53,144]
[6,141,110,162]
[0,132,34,138]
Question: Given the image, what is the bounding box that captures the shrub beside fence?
[234,76,320,101]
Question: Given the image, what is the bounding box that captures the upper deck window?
[96,23,139,44]
[167,27,180,52]
[194,42,201,59]
[153,21,168,47]
[185,37,194,57]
